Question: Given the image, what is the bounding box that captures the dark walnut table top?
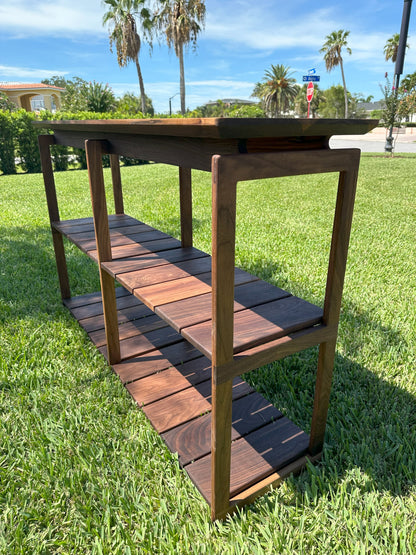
[35,117,378,140]
[35,118,378,171]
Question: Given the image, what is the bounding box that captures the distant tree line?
[40,76,155,116]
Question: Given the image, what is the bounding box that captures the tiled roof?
[0,82,64,91]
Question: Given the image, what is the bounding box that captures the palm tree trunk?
[135,57,146,115]
[179,42,186,115]
[340,58,348,118]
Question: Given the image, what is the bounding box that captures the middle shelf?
[54,213,326,363]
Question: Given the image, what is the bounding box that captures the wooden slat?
[186,417,309,502]
[143,377,253,434]
[99,325,183,362]
[79,229,169,253]
[53,216,94,230]
[132,268,257,311]
[183,295,323,358]
[53,221,92,236]
[54,214,138,233]
[69,223,152,242]
[89,314,169,347]
[102,238,182,261]
[156,280,289,332]
[63,287,130,309]
[162,392,283,466]
[113,340,203,384]
[79,303,154,333]
[68,291,145,320]
[103,246,207,277]
[126,355,211,406]
[130,271,210,307]
[117,256,212,292]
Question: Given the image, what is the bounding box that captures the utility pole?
[169,93,180,116]
[385,0,413,153]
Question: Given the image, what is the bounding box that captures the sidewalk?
[330,127,416,153]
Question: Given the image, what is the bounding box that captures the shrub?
[0,109,151,176]
[0,111,17,174]
[14,110,42,173]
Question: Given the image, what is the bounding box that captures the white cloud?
[0,64,69,80]
[205,6,340,50]
[0,0,105,36]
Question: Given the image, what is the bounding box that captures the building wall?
[0,88,62,111]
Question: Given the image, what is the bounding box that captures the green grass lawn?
[0,154,415,554]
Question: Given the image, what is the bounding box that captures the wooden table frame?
[37,118,373,520]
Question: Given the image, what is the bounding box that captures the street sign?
[307,82,314,102]
[306,82,314,118]
[303,75,320,82]
[308,68,316,75]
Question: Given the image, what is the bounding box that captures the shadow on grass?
[248,347,416,503]
[0,227,100,318]
[1,226,415,504]
[238,253,416,503]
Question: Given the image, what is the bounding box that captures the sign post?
[306,82,314,118]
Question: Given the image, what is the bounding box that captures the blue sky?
[0,0,415,113]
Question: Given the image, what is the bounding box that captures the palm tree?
[320,29,351,118]
[154,1,206,114]
[384,33,409,63]
[85,81,117,112]
[102,0,152,114]
[252,64,298,117]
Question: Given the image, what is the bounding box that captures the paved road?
[330,130,416,153]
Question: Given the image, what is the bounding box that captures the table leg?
[110,154,124,215]
[86,139,121,365]
[309,158,360,455]
[211,378,233,520]
[38,134,71,300]
[179,167,192,247]
[210,155,237,520]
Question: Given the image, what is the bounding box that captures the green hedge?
[0,111,17,174]
[0,110,146,175]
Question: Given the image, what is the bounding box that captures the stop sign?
[307,81,314,102]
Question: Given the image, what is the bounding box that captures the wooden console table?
[36,117,376,520]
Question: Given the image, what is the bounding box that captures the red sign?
[307,81,314,102]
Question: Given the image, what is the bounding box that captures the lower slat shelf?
[64,287,318,513]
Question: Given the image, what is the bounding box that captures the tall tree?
[154,0,206,114]
[320,29,351,118]
[252,64,298,117]
[102,0,152,115]
[384,33,409,64]
[384,33,400,63]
